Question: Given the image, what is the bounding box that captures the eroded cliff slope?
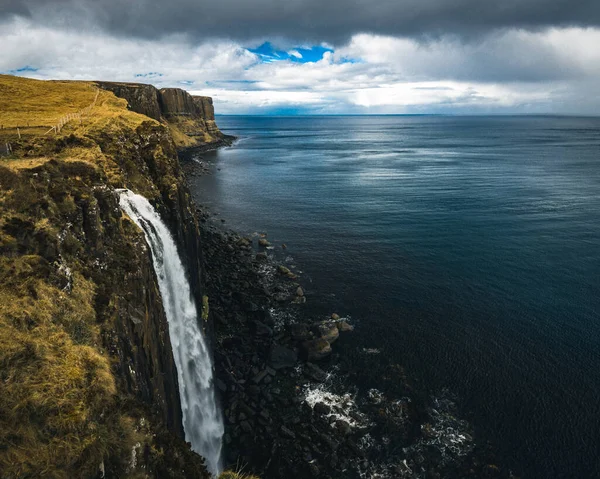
[0,74,213,478]
[96,81,229,150]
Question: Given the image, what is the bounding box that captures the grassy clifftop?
[0,75,218,478]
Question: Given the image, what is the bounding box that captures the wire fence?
[45,88,100,135]
[1,87,101,156]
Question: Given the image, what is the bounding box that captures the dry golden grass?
[0,74,96,128]
[219,472,261,479]
[0,255,132,478]
[0,74,155,145]
[0,75,213,477]
[0,75,157,477]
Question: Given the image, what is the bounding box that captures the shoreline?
[182,147,515,479]
[178,134,237,156]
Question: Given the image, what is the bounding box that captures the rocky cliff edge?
[96,81,230,150]
[0,74,219,478]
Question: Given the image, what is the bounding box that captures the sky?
[1,0,599,115]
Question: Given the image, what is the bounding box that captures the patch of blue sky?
[7,66,38,74]
[247,42,335,64]
[206,80,258,86]
[135,72,163,78]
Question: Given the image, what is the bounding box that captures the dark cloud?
[4,0,600,44]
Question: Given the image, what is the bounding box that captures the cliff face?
[0,76,212,478]
[96,81,162,120]
[159,87,199,116]
[97,81,230,150]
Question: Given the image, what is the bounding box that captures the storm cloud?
[2,1,600,114]
[2,0,600,43]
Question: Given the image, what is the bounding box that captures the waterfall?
[119,190,223,476]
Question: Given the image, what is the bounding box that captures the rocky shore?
[184,155,517,479]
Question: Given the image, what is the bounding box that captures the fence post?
[17,128,21,139]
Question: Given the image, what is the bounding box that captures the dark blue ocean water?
[189,116,600,478]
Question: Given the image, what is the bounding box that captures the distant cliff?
[96,81,231,150]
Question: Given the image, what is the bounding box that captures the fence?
[1,88,101,156]
[45,88,100,135]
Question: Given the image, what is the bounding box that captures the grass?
[0,254,133,478]
[0,74,218,152]
[0,74,97,129]
[219,472,261,479]
[0,74,222,478]
[0,74,154,147]
[0,75,165,478]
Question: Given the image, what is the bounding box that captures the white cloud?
[0,17,257,85]
[1,17,599,114]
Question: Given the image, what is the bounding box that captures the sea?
[187,115,600,478]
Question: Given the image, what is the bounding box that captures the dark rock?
[248,385,261,396]
[314,402,331,416]
[259,410,270,421]
[347,438,366,457]
[281,425,296,439]
[274,292,289,302]
[321,434,339,452]
[253,370,269,384]
[290,323,311,341]
[305,362,328,382]
[270,345,298,369]
[240,421,252,433]
[216,379,228,393]
[335,420,352,436]
[258,238,271,247]
[331,313,340,320]
[255,252,267,261]
[253,320,273,337]
[301,338,332,362]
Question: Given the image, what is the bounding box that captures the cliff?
[96,81,230,150]
[0,75,215,478]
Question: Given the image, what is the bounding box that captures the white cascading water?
[119,190,223,476]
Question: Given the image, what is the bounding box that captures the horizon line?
[215,113,600,118]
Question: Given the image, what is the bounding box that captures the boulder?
[301,339,332,361]
[290,323,311,341]
[336,320,354,332]
[278,265,291,275]
[335,420,352,436]
[305,362,328,382]
[314,402,331,415]
[277,265,298,279]
[281,425,296,439]
[314,322,339,344]
[258,238,271,247]
[270,345,298,369]
[253,320,273,337]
